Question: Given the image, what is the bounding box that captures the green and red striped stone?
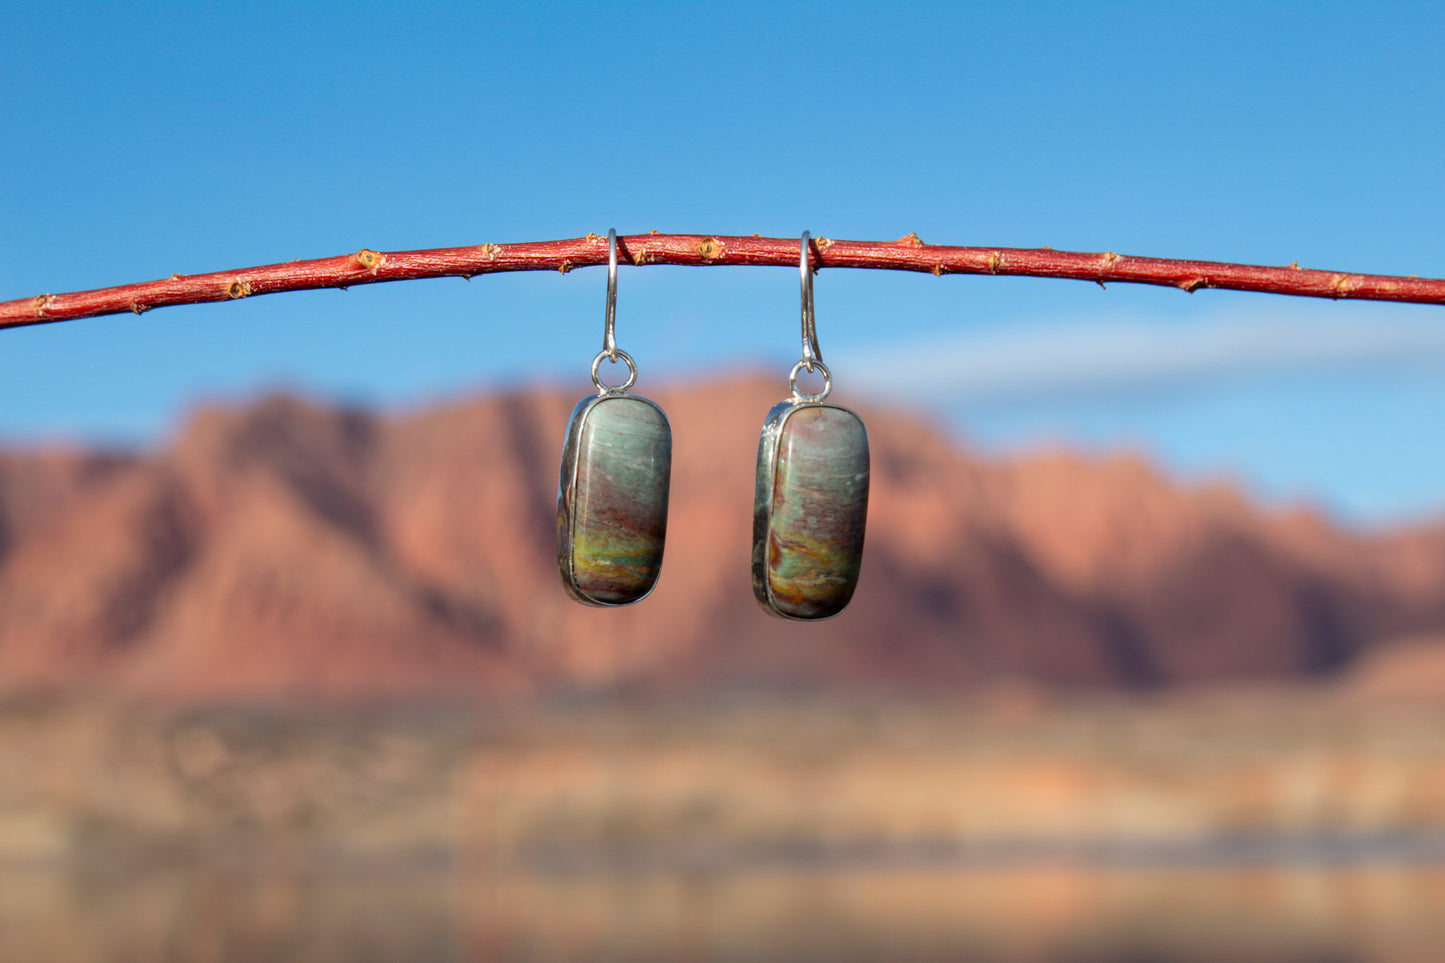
[753,403,869,620]
[557,395,672,606]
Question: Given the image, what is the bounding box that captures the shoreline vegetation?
[3,687,1444,873]
[3,689,1444,960]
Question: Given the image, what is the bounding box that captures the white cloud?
[837,306,1445,405]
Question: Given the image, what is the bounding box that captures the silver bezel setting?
[751,398,866,621]
[556,391,670,607]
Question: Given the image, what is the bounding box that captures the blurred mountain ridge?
[2,374,1444,703]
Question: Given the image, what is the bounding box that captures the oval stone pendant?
[752,400,870,620]
[557,393,672,606]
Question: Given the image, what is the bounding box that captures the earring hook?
[591,229,636,394]
[800,231,821,369]
[603,228,618,358]
[789,231,832,402]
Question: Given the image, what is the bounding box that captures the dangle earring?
[752,232,870,620]
[556,230,672,606]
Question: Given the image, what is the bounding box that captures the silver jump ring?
[788,358,832,403]
[602,229,618,358]
[592,348,637,394]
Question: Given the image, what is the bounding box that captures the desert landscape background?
[7,375,1445,698]
[3,375,1445,961]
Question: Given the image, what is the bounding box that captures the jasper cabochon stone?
[756,404,870,620]
[558,395,672,605]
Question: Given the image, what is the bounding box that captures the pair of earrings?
[556,231,870,621]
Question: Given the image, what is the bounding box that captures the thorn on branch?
[558,261,572,275]
[898,232,924,247]
[1179,278,1206,293]
[932,263,944,277]
[1289,261,1300,270]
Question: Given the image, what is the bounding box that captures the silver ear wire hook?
[789,230,832,402]
[592,229,637,394]
[800,231,821,369]
[603,228,618,359]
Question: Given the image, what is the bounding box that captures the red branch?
[4,232,1444,330]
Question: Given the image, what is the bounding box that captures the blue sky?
[3,1,1443,525]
